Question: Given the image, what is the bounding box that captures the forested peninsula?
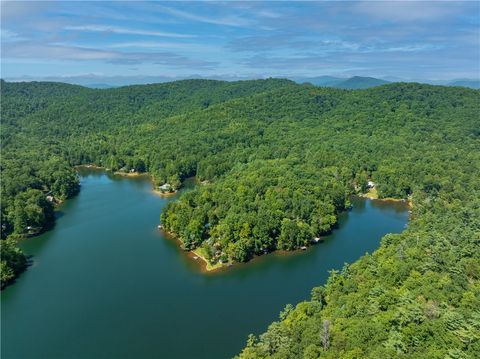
[1,79,479,357]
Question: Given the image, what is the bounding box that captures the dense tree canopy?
[161,159,350,263]
[0,78,294,284]
[1,79,479,357]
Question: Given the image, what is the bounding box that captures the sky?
[1,1,479,82]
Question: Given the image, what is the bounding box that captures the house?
[46,195,54,202]
[159,183,172,191]
[25,226,40,235]
[367,181,375,188]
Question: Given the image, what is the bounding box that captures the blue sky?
[1,1,479,81]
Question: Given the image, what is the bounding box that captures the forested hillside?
[1,79,479,357]
[0,78,293,285]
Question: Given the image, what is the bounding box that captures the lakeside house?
[45,190,54,202]
[159,183,172,192]
[25,226,41,236]
[367,180,375,188]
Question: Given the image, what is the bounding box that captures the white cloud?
[64,25,195,38]
[154,5,252,27]
[257,10,283,19]
[1,29,25,42]
[5,42,117,61]
[2,42,217,68]
[108,41,218,52]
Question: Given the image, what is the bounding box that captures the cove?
[1,168,408,359]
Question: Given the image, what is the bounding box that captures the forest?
[1,79,479,357]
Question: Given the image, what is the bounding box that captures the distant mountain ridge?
[294,75,389,89]
[448,79,480,89]
[86,83,116,89]
[335,76,390,89]
[294,75,480,89]
[4,74,480,90]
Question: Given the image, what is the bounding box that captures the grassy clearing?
[360,187,411,207]
[361,187,378,199]
[191,247,225,271]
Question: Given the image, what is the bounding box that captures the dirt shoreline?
[359,188,412,207]
[160,229,227,273]
[76,165,179,196]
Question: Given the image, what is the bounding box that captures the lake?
[1,168,408,359]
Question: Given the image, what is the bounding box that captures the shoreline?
[77,164,179,197]
[76,164,105,169]
[78,166,412,273]
[114,171,150,178]
[191,248,226,272]
[160,227,328,273]
[77,164,151,179]
[152,189,178,197]
[158,193,413,274]
[359,188,412,207]
[160,229,228,273]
